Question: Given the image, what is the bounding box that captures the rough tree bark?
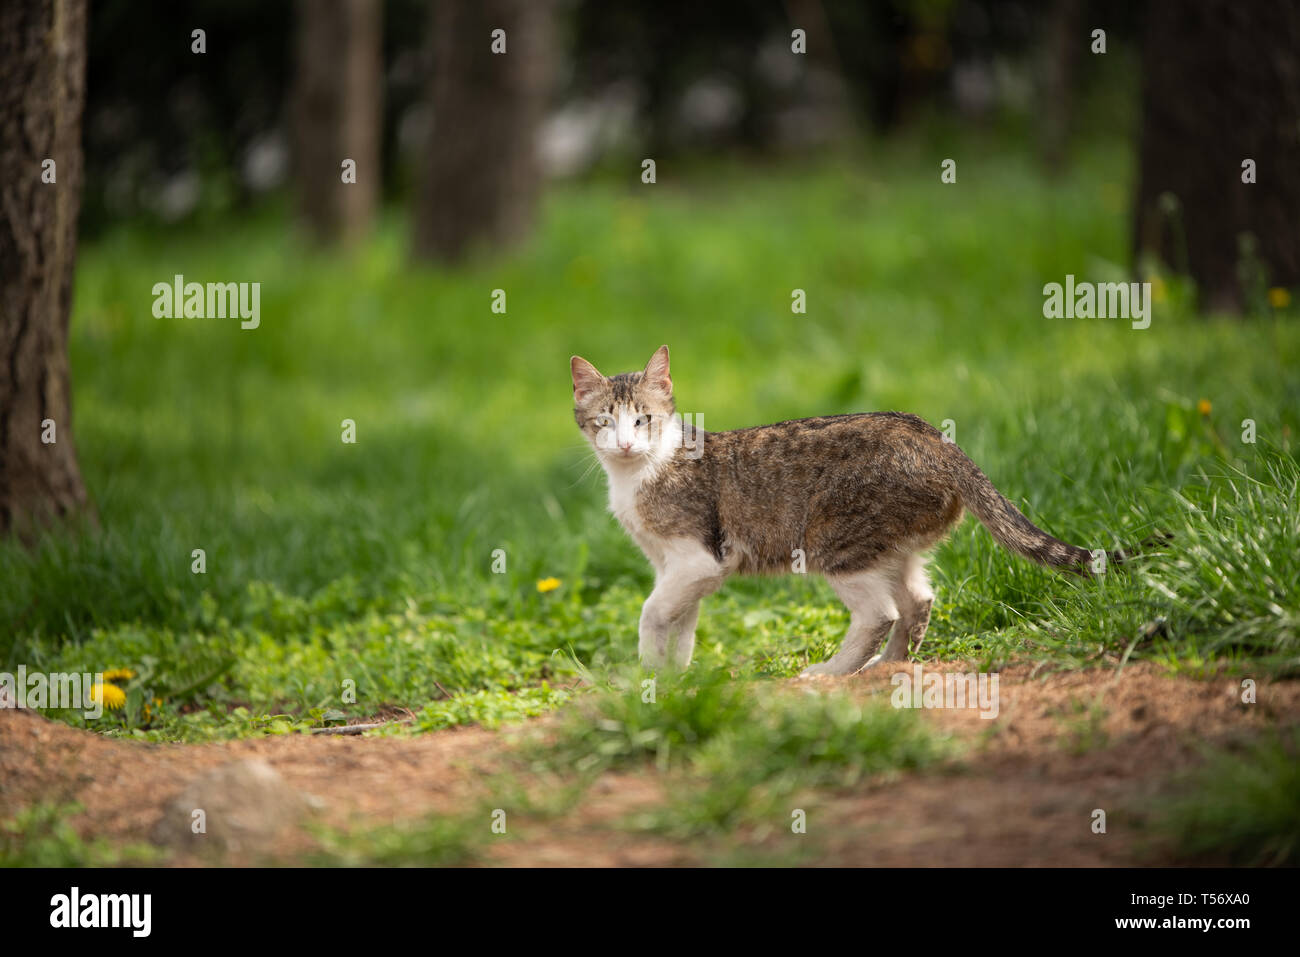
[291,0,383,247]
[413,0,554,263]
[1133,0,1300,313]
[0,0,91,539]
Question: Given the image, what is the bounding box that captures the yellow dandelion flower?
[102,667,136,682]
[536,577,562,593]
[91,682,127,710]
[1268,287,1291,309]
[1150,276,1167,303]
[1197,398,1212,416]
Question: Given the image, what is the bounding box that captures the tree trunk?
[1039,0,1081,174]
[1133,0,1300,313]
[291,0,383,247]
[412,0,554,263]
[0,0,91,539]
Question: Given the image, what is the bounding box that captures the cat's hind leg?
[872,553,934,665]
[799,565,900,677]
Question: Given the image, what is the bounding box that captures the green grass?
[1146,728,1300,865]
[538,665,760,775]
[589,669,951,838]
[2,129,1298,742]
[304,812,485,868]
[0,803,161,867]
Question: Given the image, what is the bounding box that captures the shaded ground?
[2,661,1295,866]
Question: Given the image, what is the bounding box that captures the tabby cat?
[572,346,1116,675]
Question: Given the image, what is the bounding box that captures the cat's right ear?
[571,355,604,402]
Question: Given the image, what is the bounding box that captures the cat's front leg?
[638,583,709,669]
[637,590,674,667]
[637,540,726,670]
[668,602,702,668]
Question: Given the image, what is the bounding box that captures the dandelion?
[1197,398,1212,417]
[1268,287,1291,309]
[102,667,136,682]
[91,682,127,711]
[536,577,562,593]
[1150,276,1167,304]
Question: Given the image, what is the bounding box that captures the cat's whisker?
[567,455,603,488]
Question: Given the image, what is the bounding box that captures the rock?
[152,758,314,857]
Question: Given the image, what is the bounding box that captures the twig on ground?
[311,719,412,736]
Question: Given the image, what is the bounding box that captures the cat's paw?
[851,653,886,673]
[798,662,843,678]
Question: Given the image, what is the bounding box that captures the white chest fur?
[594,417,685,573]
[603,459,673,572]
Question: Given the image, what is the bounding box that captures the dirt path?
[2,661,1295,865]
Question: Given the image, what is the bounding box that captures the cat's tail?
[950,451,1120,576]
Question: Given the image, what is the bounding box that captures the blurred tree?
[0,0,93,538]
[569,1,781,154]
[823,0,914,132]
[291,0,383,246]
[1038,0,1081,173]
[413,0,555,263]
[1133,0,1300,313]
[80,0,295,232]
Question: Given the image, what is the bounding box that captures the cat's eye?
[593,414,615,429]
[634,415,650,428]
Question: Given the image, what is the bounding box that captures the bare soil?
[2,661,1294,866]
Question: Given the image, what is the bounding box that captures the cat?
[571,345,1122,676]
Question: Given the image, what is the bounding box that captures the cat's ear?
[643,345,671,395]
[570,355,604,401]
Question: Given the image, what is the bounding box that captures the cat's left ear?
[643,345,671,395]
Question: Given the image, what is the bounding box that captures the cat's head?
[571,345,677,464]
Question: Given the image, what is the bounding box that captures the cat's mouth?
[599,445,645,461]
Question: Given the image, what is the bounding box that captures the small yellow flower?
[1268,287,1291,309]
[91,682,127,710]
[102,667,136,682]
[536,577,562,593]
[1150,276,1167,303]
[1197,398,1212,417]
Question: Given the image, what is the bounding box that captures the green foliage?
[0,803,161,867]
[997,450,1300,676]
[304,813,483,868]
[1,131,1297,745]
[402,683,573,734]
[1148,728,1300,866]
[542,666,756,774]
[535,667,952,836]
[658,682,952,836]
